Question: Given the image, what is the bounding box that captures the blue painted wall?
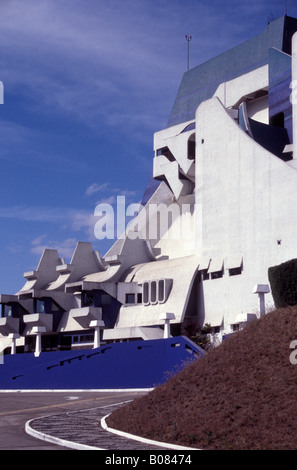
[0,336,205,390]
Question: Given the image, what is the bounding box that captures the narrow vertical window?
[150,281,157,304]
[143,282,149,305]
[158,279,165,303]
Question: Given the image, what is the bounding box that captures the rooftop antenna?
[185,34,192,71]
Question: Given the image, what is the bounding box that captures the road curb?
[25,417,103,450]
[101,414,199,450]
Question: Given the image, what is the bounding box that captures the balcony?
[23,313,53,333]
[0,317,20,336]
[69,306,103,328]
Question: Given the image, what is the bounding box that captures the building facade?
[1,16,297,355]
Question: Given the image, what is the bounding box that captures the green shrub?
[268,259,297,308]
[181,320,211,350]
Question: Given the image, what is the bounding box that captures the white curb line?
[0,388,153,393]
[25,400,200,451]
[101,414,199,450]
[25,417,103,450]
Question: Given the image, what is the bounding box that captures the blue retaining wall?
[0,336,205,390]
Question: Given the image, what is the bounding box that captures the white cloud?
[0,0,191,134]
[0,0,289,143]
[0,205,98,239]
[70,211,98,239]
[95,195,116,206]
[0,206,69,224]
[30,236,77,259]
[85,182,111,197]
[86,181,138,205]
[31,234,48,247]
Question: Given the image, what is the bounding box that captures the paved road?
[0,391,147,450]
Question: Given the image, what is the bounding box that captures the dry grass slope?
[106,306,297,450]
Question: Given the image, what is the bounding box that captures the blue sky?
[0,0,296,294]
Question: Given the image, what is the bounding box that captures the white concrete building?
[1,15,297,354]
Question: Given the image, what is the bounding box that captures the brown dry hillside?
[106,306,297,450]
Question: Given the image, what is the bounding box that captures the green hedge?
[268,259,297,308]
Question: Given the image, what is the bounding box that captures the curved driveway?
[0,391,146,450]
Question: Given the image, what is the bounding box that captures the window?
[211,326,220,334]
[82,292,94,307]
[158,279,165,303]
[187,133,196,160]
[200,270,209,281]
[125,293,135,304]
[229,266,242,276]
[72,334,94,344]
[80,334,94,343]
[208,259,224,280]
[150,281,157,304]
[211,270,223,280]
[156,146,175,161]
[137,293,142,304]
[2,304,12,317]
[143,282,149,305]
[34,298,62,314]
[35,299,46,313]
[226,257,243,277]
[232,324,240,332]
[142,279,172,305]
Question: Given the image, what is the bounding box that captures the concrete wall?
[196,96,297,330]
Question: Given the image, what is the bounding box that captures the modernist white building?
[1,15,297,355]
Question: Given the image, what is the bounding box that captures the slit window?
[226,257,243,277]
[158,279,165,302]
[208,259,224,280]
[142,279,171,305]
[150,281,157,304]
[187,133,196,160]
[229,266,242,276]
[211,270,223,280]
[143,282,149,304]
